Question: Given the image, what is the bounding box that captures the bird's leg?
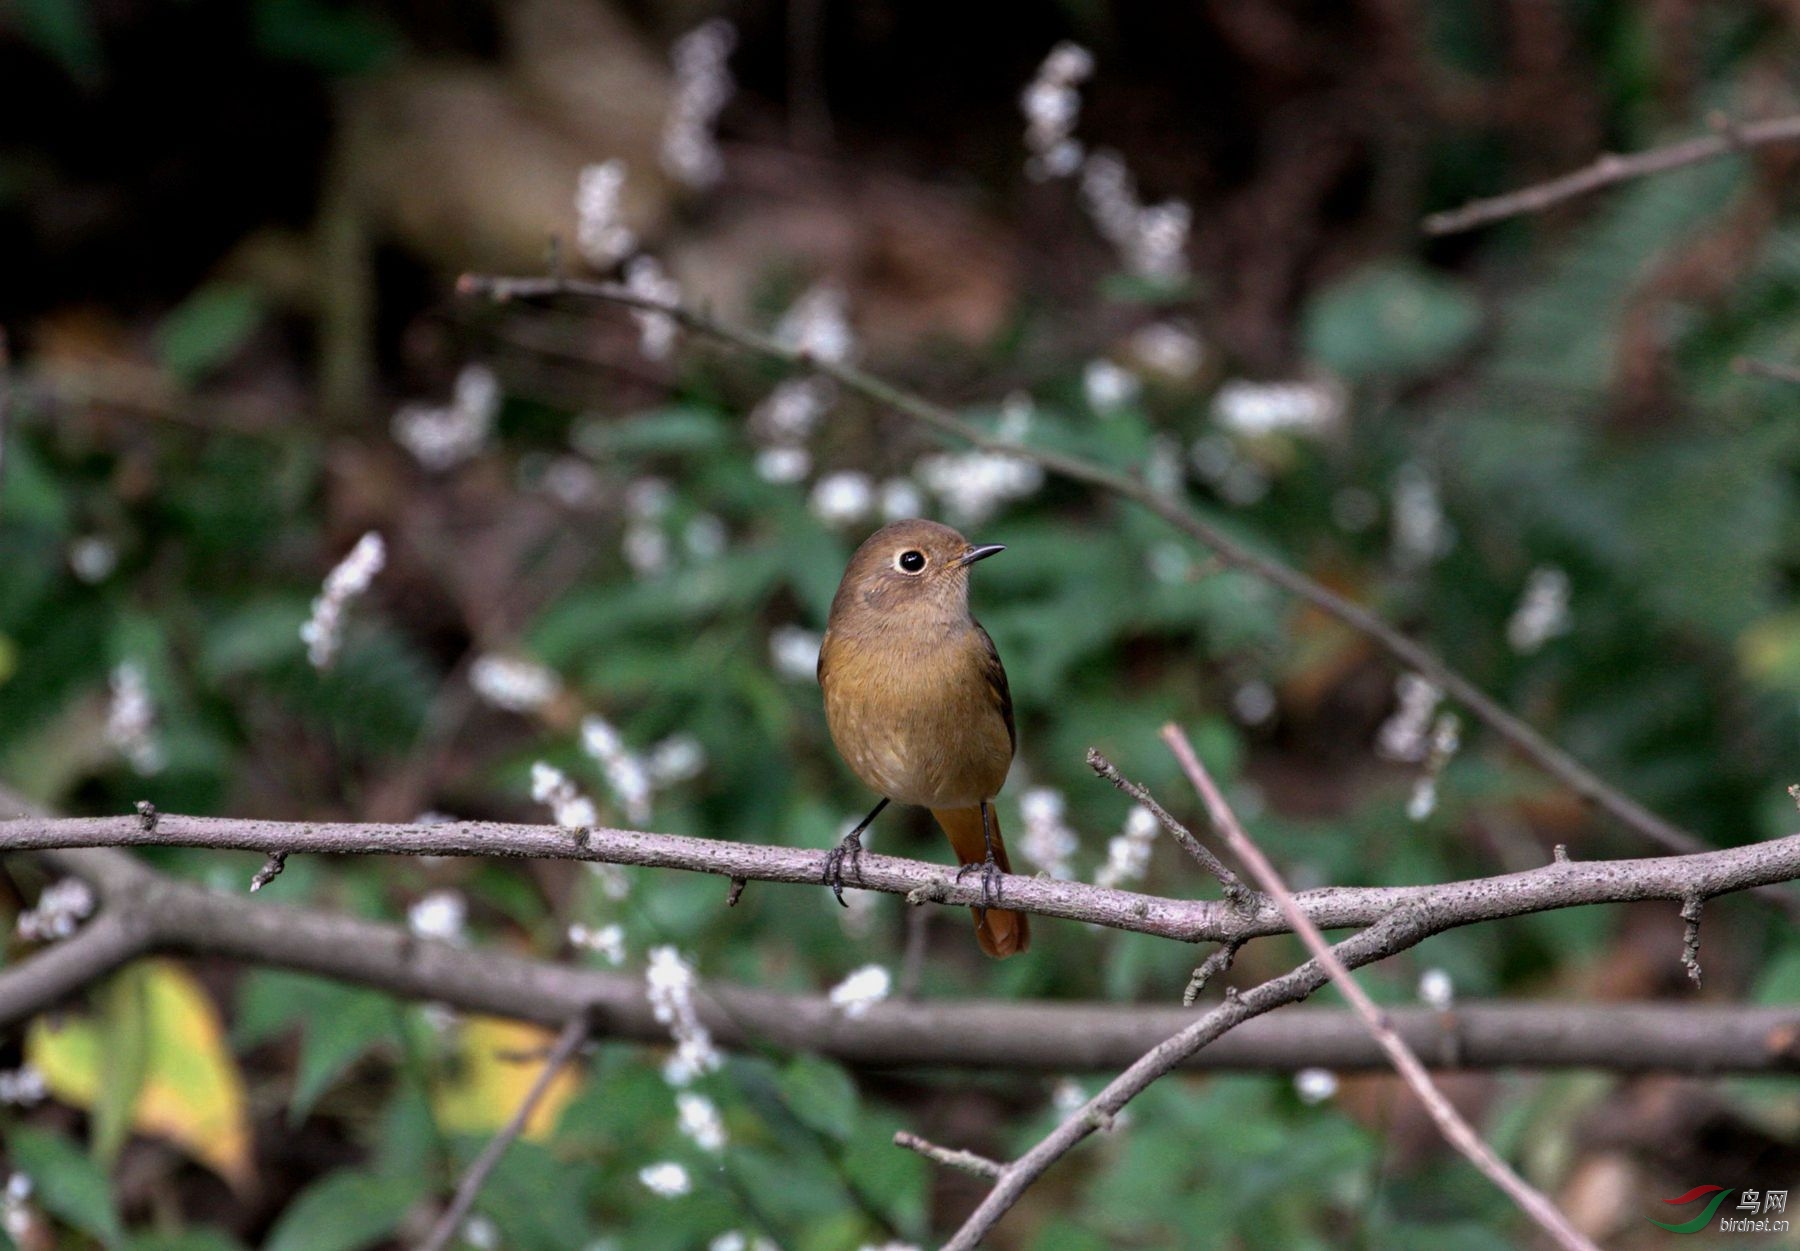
[954,800,1004,913]
[824,798,888,907]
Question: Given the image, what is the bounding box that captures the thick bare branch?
[1162,724,1597,1251]
[457,271,1793,912]
[1,812,1797,947]
[1424,112,1800,234]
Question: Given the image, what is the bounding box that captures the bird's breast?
[819,627,1013,808]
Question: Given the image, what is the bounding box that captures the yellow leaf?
[430,1017,582,1141]
[27,959,254,1190]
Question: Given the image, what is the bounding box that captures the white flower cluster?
[709,1233,779,1251]
[1231,679,1278,726]
[1021,41,1093,180]
[608,478,665,579]
[576,160,635,268]
[1406,711,1462,822]
[1,1173,32,1243]
[1080,150,1190,283]
[1130,321,1204,379]
[1391,463,1454,569]
[915,450,1044,526]
[623,256,681,360]
[1294,1067,1338,1104]
[827,964,892,1019]
[638,1160,692,1197]
[1211,378,1343,438]
[1507,565,1571,654]
[646,945,722,1085]
[1082,359,1140,412]
[770,626,822,682]
[775,283,856,365]
[880,477,925,521]
[539,455,603,509]
[0,1067,46,1107]
[392,364,500,471]
[106,661,164,775]
[662,19,736,189]
[580,715,655,825]
[676,1090,728,1153]
[1049,1078,1131,1129]
[1018,787,1078,879]
[68,535,117,583]
[300,531,385,670]
[460,1216,498,1251]
[1377,673,1442,763]
[17,877,95,942]
[567,921,626,965]
[1095,804,1159,889]
[809,470,875,526]
[1188,433,1271,506]
[406,890,467,944]
[531,761,598,829]
[750,379,830,484]
[470,654,563,714]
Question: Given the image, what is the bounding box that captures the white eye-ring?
[895,549,927,574]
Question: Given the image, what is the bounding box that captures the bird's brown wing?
[973,622,1015,755]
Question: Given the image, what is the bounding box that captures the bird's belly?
[823,665,1010,808]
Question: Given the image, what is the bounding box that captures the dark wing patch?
[973,622,1016,754]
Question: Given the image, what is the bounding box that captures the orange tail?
[930,805,1030,958]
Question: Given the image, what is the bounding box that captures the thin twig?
[1160,723,1598,1251]
[1680,896,1704,988]
[1424,112,1800,235]
[1086,748,1255,906]
[456,272,1790,915]
[892,1131,1003,1180]
[1183,939,1242,1007]
[248,851,287,893]
[415,1013,592,1251]
[1733,356,1800,385]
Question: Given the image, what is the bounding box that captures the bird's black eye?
[897,549,927,574]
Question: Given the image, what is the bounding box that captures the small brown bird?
[816,518,1028,958]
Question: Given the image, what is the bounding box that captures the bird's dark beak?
[958,544,1006,567]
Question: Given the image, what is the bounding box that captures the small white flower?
[1094,805,1158,890]
[754,445,812,484]
[392,364,501,471]
[106,661,165,775]
[568,922,627,965]
[576,160,635,268]
[685,514,728,559]
[1080,150,1189,282]
[828,964,891,1019]
[995,391,1036,442]
[1019,787,1078,879]
[623,255,682,360]
[650,734,707,785]
[775,284,855,364]
[0,1067,46,1107]
[1506,566,1571,654]
[1130,322,1204,379]
[15,879,94,943]
[0,1172,32,1243]
[638,1161,692,1198]
[300,532,385,669]
[623,524,672,578]
[1377,673,1442,763]
[677,1091,728,1152]
[915,450,1044,526]
[1419,967,1455,1010]
[1082,359,1140,411]
[540,456,603,508]
[770,626,822,682]
[1212,378,1343,437]
[1051,1077,1087,1115]
[751,377,834,443]
[1391,463,1454,569]
[68,536,117,583]
[578,716,655,825]
[1295,1068,1338,1104]
[461,1215,499,1251]
[646,946,721,1085]
[662,20,736,189]
[470,654,562,714]
[531,761,599,829]
[407,891,467,944]
[810,471,875,525]
[1020,42,1093,181]
[625,477,672,519]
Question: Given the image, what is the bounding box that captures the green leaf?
[290,989,399,1124]
[776,1055,859,1141]
[7,1125,123,1248]
[262,1170,422,1251]
[155,283,267,385]
[252,0,400,76]
[1302,261,1480,380]
[12,0,101,84]
[127,1231,250,1251]
[93,966,153,1167]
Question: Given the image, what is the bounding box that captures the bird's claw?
[823,832,864,907]
[955,853,1004,913]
